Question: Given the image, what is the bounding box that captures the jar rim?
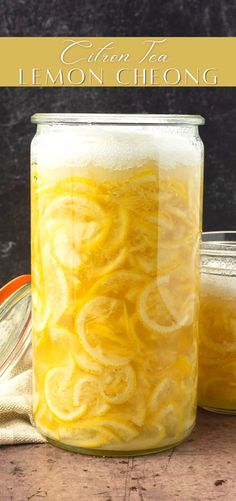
[31,113,205,125]
[201,231,236,275]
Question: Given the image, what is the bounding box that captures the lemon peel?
[100,366,136,405]
[76,296,130,367]
[45,367,87,422]
[139,279,184,334]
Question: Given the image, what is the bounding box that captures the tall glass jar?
[31,114,204,455]
[198,232,236,414]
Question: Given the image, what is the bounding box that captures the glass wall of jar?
[199,232,236,414]
[31,114,204,455]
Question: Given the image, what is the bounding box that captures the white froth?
[31,126,202,171]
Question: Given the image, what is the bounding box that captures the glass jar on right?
[198,231,236,414]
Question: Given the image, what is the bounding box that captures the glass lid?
[0,275,31,381]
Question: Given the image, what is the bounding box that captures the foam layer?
[201,272,236,297]
[31,125,203,171]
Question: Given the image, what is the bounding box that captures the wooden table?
[0,409,235,501]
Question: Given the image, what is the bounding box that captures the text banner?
[0,37,235,87]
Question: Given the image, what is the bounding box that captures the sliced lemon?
[45,367,87,422]
[76,296,130,367]
[126,401,146,428]
[36,246,68,326]
[49,326,72,343]
[122,169,158,215]
[81,247,128,282]
[112,423,166,451]
[135,251,157,276]
[83,417,138,442]
[58,423,118,448]
[32,288,49,333]
[134,217,158,248]
[129,211,158,276]
[91,247,128,279]
[52,218,107,271]
[34,327,78,368]
[157,177,197,246]
[53,227,82,271]
[38,176,102,197]
[45,195,108,261]
[119,396,147,427]
[129,168,158,200]
[45,194,105,226]
[156,403,183,440]
[90,323,128,347]
[125,313,145,352]
[113,369,148,427]
[44,255,68,325]
[156,246,181,276]
[130,167,158,184]
[32,166,201,449]
[200,293,236,354]
[158,276,195,327]
[139,278,184,334]
[100,366,136,405]
[106,207,129,252]
[74,351,103,374]
[148,378,178,413]
[88,270,145,301]
[74,375,109,417]
[175,354,195,380]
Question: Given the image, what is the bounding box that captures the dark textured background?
[0,0,236,286]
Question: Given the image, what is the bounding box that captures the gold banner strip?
[0,37,235,87]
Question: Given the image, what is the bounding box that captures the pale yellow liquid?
[32,159,201,453]
[198,275,236,413]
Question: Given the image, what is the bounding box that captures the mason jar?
[198,231,236,414]
[31,114,204,455]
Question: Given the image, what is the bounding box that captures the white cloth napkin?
[0,345,46,445]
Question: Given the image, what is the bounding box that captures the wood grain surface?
[0,409,235,501]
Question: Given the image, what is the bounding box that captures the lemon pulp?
[32,160,201,452]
